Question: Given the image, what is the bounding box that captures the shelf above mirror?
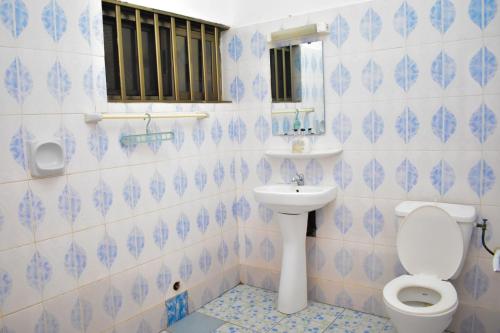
[265,148,342,159]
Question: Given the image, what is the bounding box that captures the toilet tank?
[395,201,476,279]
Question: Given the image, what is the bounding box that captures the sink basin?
[253,184,337,214]
[253,183,337,314]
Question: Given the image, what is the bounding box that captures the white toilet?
[383,201,476,333]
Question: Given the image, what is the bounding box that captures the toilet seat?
[383,275,458,316]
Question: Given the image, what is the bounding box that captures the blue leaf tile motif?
[280,159,297,183]
[330,15,349,48]
[363,206,384,238]
[97,234,118,269]
[230,76,245,102]
[211,118,223,145]
[173,167,188,198]
[228,35,243,62]
[26,251,52,291]
[47,60,71,103]
[103,286,122,319]
[432,106,457,143]
[463,264,489,299]
[251,31,266,58]
[261,276,275,291]
[131,275,149,305]
[123,176,141,209]
[395,106,420,143]
[258,203,273,224]
[179,256,192,281]
[176,213,190,242]
[240,158,249,183]
[58,184,81,224]
[469,0,497,29]
[35,311,59,333]
[332,113,352,143]
[194,165,207,192]
[137,320,152,333]
[18,189,45,231]
[171,121,184,152]
[362,60,383,94]
[4,57,32,104]
[252,74,268,101]
[97,67,107,99]
[363,110,384,143]
[394,1,418,38]
[469,104,496,143]
[255,115,270,143]
[127,226,145,259]
[468,160,495,197]
[192,122,205,148]
[334,248,353,277]
[364,253,384,281]
[0,269,12,306]
[149,171,165,203]
[0,0,28,38]
[42,0,67,42]
[218,240,229,264]
[119,124,137,156]
[93,180,113,218]
[88,125,108,161]
[282,117,291,133]
[92,14,103,45]
[70,298,92,331]
[305,160,324,185]
[0,209,3,231]
[396,158,419,192]
[333,159,353,190]
[360,8,382,42]
[334,205,353,234]
[215,201,227,227]
[56,126,76,164]
[64,242,86,279]
[213,160,225,188]
[431,51,456,89]
[259,238,275,262]
[228,116,247,144]
[308,244,326,271]
[156,265,171,293]
[199,248,212,274]
[256,157,272,184]
[153,218,168,250]
[430,160,455,195]
[330,64,351,96]
[460,314,486,333]
[244,235,253,258]
[78,6,90,45]
[430,0,456,34]
[395,55,419,92]
[197,207,210,234]
[363,159,385,191]
[237,196,251,222]
[9,126,32,169]
[469,47,497,87]
[230,158,236,182]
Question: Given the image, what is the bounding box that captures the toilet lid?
[397,205,464,280]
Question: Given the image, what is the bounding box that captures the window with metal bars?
[102,0,227,102]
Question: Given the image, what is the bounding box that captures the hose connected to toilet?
[476,218,494,256]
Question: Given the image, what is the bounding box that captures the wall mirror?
[269,41,325,136]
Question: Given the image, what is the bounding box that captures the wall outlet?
[165,291,188,326]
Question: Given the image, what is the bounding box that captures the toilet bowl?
[383,202,475,333]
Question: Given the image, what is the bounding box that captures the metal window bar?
[103,0,227,103]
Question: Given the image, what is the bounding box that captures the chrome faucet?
[291,173,305,186]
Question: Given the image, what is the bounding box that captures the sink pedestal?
[277,212,308,314]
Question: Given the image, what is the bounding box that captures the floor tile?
[215,323,255,333]
[167,312,225,333]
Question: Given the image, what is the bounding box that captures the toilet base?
[384,300,456,333]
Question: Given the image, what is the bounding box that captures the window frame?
[102,0,228,103]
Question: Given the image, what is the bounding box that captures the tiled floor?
[168,284,396,333]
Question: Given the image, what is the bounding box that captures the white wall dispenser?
[29,139,65,177]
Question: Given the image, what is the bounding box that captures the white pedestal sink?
[253,184,337,314]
